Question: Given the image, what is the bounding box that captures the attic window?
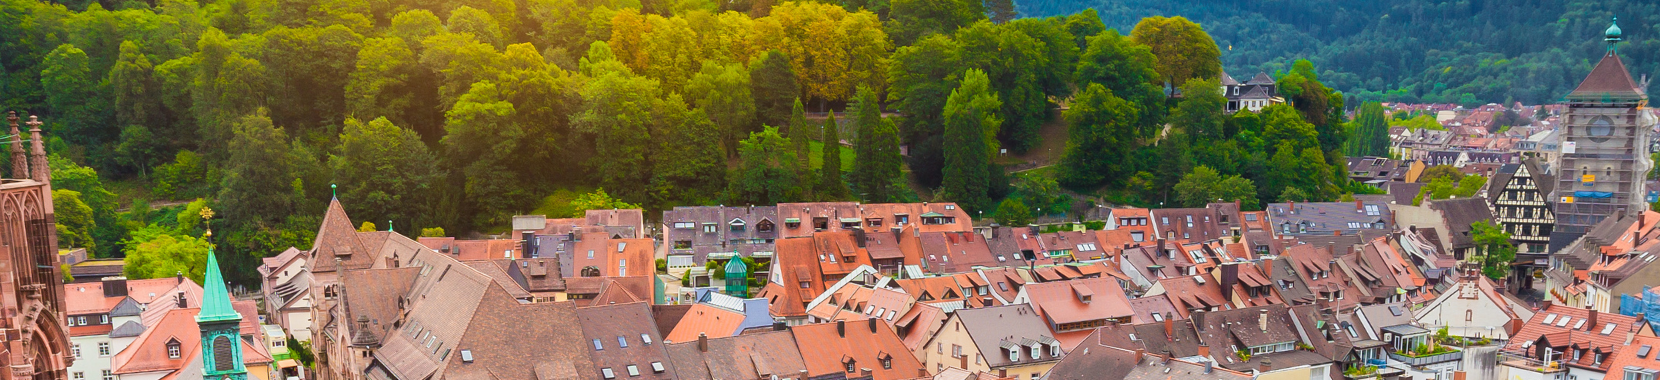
[650,362,665,373]
[674,222,694,229]
[1543,314,1557,324]
[626,365,639,377]
[1601,323,1616,335]
[460,350,473,362]
[601,368,614,379]
[641,334,652,345]
[616,242,627,252]
[618,336,629,348]
[945,205,956,210]
[592,339,604,350]
[166,340,181,359]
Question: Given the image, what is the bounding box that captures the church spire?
[7,112,25,179]
[25,115,48,183]
[197,248,239,323]
[197,246,248,380]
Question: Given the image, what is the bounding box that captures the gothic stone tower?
[1549,17,1657,252]
[0,112,72,380]
[197,250,247,380]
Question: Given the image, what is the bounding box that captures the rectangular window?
[73,373,83,380]
[98,342,110,357]
[101,370,112,380]
[101,315,108,324]
[673,222,695,229]
[72,344,80,359]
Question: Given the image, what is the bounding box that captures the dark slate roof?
[110,297,143,317]
[1220,71,1240,86]
[1428,197,1495,250]
[1247,72,1275,85]
[109,320,145,338]
[1239,85,1273,100]
[1386,182,1424,206]
[1266,201,1393,237]
[1048,329,1254,380]
[1569,52,1645,100]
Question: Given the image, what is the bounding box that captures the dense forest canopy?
[1016,0,1660,105]
[0,0,1407,284]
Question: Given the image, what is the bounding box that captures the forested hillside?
[0,0,1377,284]
[1017,0,1660,105]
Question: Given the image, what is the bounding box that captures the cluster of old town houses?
[46,19,1660,380]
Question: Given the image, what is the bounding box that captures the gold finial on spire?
[200,206,215,244]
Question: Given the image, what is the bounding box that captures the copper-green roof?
[196,249,241,323]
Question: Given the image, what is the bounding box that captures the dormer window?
[1030,345,1041,359]
[1010,348,1021,361]
[166,340,181,359]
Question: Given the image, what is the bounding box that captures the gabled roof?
[1569,51,1645,100]
[955,304,1061,368]
[111,305,270,375]
[1024,277,1134,326]
[1247,72,1275,85]
[1220,71,1239,86]
[310,198,370,273]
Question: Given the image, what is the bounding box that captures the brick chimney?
[1259,358,1272,373]
[1164,313,1174,340]
[697,333,708,352]
[1220,263,1239,301]
[1587,308,1598,331]
[1197,343,1209,358]
[1133,348,1145,363]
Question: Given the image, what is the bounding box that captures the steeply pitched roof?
[1569,52,1645,100]
[1247,72,1275,85]
[1220,71,1239,86]
[1024,277,1134,326]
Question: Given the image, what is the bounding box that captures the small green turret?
[1607,17,1623,52]
[723,257,748,297]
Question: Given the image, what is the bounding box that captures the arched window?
[580,266,601,277]
[213,336,235,371]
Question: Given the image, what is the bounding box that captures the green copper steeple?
[197,248,240,323]
[197,247,248,380]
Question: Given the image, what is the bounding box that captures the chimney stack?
[1164,313,1174,340]
[1259,309,1269,332]
[1355,200,1363,213]
[697,333,708,352]
[837,320,846,337]
[176,291,187,308]
[1258,358,1272,373]
[1197,343,1210,358]
[1220,263,1239,301]
[1204,360,1214,374]
[773,322,787,331]
[1587,308,1598,331]
[1192,310,1208,332]
[1133,348,1145,363]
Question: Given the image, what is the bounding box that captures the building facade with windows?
[1549,19,1657,252]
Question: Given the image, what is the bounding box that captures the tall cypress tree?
[788,98,814,196]
[941,69,1000,214]
[817,111,849,200]
[850,86,902,202]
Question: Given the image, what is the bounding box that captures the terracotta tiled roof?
[1570,52,1644,99]
[574,302,677,379]
[790,319,925,380]
[1024,277,1134,327]
[1154,274,1228,319]
[310,198,371,273]
[665,330,807,380]
[111,306,269,375]
[894,303,947,353]
[1502,303,1653,369]
[665,304,745,343]
[429,286,598,380]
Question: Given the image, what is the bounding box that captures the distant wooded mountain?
[1017,0,1660,105]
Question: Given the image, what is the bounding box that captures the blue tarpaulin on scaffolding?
[1575,191,1614,198]
[1619,286,1660,332]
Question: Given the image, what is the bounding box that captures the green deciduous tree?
[571,188,642,213]
[649,94,727,207]
[1076,30,1165,138]
[1059,83,1138,188]
[686,60,755,156]
[941,69,999,213]
[1128,16,1221,87]
[54,189,96,253]
[887,0,984,46]
[217,112,300,230]
[728,126,799,205]
[850,86,903,203]
[331,117,443,234]
[122,226,210,283]
[1472,220,1515,281]
[750,50,800,131]
[572,41,657,204]
[1173,166,1258,208]
[1172,78,1226,140]
[995,197,1030,226]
